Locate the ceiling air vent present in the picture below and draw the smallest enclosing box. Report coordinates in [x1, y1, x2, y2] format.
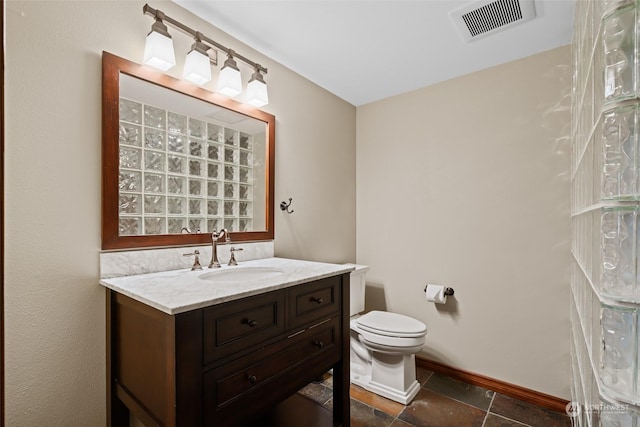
[449, 0, 536, 42]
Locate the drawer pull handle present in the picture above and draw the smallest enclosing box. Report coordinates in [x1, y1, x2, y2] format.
[245, 319, 258, 327]
[247, 374, 258, 383]
[313, 340, 324, 349]
[311, 297, 324, 304]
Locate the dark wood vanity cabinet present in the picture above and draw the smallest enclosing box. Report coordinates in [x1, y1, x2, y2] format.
[107, 273, 350, 427]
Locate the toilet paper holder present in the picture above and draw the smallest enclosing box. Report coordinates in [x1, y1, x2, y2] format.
[423, 286, 455, 296]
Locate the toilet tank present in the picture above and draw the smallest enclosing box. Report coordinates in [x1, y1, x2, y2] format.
[345, 264, 369, 316]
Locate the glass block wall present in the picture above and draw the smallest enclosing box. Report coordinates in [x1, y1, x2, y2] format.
[571, 0, 640, 424]
[118, 97, 256, 235]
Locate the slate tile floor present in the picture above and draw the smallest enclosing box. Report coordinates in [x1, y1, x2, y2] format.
[298, 368, 572, 427]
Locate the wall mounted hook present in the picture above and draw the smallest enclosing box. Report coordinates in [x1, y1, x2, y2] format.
[280, 198, 294, 214]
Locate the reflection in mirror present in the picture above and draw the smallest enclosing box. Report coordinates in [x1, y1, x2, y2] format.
[118, 74, 266, 235]
[102, 52, 275, 250]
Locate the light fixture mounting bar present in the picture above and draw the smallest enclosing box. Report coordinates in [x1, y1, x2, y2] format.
[142, 4, 268, 74]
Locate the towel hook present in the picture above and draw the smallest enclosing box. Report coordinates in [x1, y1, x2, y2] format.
[280, 198, 294, 214]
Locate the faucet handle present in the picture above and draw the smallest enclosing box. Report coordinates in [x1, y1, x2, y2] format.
[228, 247, 243, 266]
[183, 250, 203, 270]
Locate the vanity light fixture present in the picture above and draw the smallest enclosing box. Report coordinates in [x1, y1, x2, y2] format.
[216, 51, 242, 97]
[246, 67, 269, 107]
[183, 36, 212, 85]
[143, 12, 176, 71]
[142, 4, 269, 106]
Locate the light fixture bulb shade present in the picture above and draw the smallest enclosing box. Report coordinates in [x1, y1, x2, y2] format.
[216, 57, 242, 97]
[144, 30, 176, 71]
[246, 77, 269, 107]
[183, 47, 211, 86]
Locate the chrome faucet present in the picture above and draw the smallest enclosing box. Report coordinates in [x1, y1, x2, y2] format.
[209, 228, 229, 268]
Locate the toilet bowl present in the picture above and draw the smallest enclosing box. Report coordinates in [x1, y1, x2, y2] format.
[347, 264, 427, 405]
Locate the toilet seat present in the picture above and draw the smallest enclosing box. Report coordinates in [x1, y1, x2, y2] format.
[355, 326, 426, 350]
[350, 311, 427, 351]
[355, 311, 427, 338]
[358, 334, 425, 354]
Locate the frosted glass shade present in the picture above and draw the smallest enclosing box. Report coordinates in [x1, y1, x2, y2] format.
[246, 78, 269, 107]
[183, 48, 211, 86]
[216, 64, 242, 97]
[144, 31, 176, 71]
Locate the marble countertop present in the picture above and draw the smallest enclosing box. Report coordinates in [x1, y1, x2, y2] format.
[99, 257, 354, 315]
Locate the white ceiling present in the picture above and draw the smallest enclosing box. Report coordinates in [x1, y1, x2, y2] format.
[174, 0, 575, 106]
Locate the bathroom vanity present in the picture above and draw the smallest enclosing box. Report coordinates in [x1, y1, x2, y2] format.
[101, 258, 352, 427]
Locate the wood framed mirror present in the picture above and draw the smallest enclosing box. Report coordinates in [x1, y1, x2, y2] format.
[102, 52, 275, 250]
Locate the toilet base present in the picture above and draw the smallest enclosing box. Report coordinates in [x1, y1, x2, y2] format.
[350, 369, 371, 391]
[368, 378, 421, 405]
[350, 371, 421, 405]
[350, 353, 421, 405]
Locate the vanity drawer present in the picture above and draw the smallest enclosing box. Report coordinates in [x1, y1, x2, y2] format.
[204, 317, 339, 413]
[289, 276, 342, 328]
[203, 290, 286, 365]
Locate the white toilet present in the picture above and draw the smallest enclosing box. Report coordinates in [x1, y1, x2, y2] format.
[348, 264, 427, 405]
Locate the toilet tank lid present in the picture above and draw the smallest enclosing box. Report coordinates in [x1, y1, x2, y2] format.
[343, 263, 369, 274]
[356, 310, 427, 337]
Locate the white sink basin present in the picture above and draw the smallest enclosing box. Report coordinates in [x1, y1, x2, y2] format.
[199, 267, 285, 283]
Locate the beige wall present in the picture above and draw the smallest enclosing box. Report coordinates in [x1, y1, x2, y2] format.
[356, 46, 572, 399]
[5, 1, 355, 425]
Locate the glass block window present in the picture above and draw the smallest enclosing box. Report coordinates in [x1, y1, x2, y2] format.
[118, 97, 255, 235]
